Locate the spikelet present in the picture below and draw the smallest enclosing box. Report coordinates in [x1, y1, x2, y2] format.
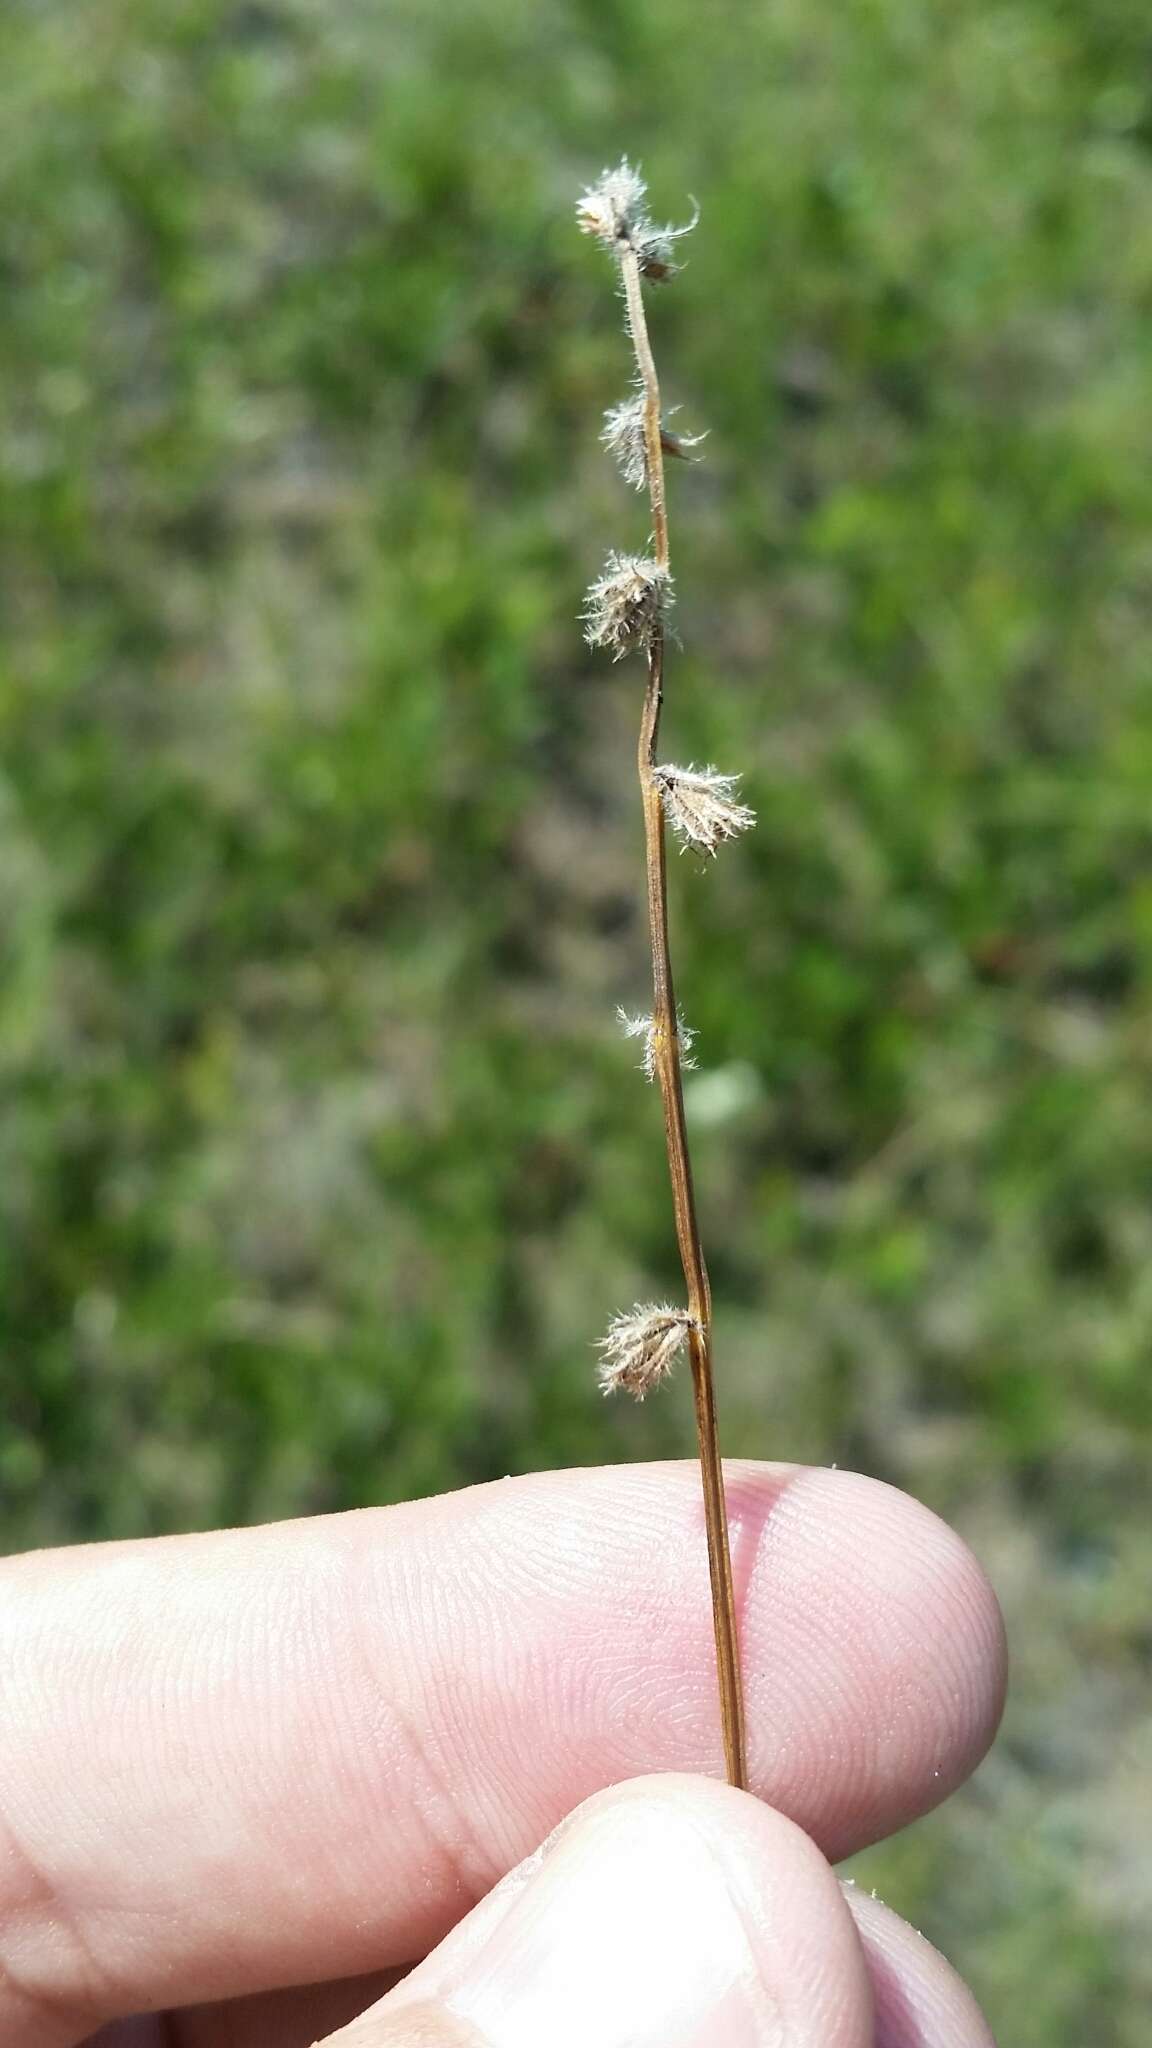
[653, 763, 756, 858]
[583, 552, 671, 659]
[601, 394, 706, 491]
[575, 159, 649, 246]
[617, 1006, 697, 1082]
[598, 1303, 697, 1399]
[575, 159, 698, 281]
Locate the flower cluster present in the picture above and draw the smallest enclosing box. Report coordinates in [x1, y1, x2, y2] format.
[598, 1303, 697, 1400]
[617, 1006, 697, 1082]
[653, 763, 756, 857]
[582, 551, 671, 659]
[575, 158, 697, 282]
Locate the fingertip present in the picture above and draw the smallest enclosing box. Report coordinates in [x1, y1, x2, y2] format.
[597, 1776, 875, 2048]
[356, 1775, 872, 2048]
[731, 1465, 1007, 1853]
[843, 1884, 997, 2047]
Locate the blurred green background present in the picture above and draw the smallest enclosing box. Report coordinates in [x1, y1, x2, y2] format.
[3, 0, 1151, 2036]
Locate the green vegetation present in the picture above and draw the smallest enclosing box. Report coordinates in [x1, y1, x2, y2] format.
[2, 0, 1151, 2035]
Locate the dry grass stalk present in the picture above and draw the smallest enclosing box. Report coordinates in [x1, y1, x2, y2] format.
[577, 159, 752, 1790]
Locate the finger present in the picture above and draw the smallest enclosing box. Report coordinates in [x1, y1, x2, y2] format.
[79, 1868, 998, 2048]
[320, 1776, 873, 2048]
[79, 1974, 402, 2048]
[0, 1462, 1004, 2041]
[844, 1886, 996, 2048]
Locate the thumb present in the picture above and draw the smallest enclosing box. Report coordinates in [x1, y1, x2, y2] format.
[319, 1774, 872, 2048]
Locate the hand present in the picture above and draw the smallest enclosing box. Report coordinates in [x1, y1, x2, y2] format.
[0, 1461, 1005, 2047]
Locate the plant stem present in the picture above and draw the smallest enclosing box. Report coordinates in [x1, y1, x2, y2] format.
[619, 244, 748, 1792]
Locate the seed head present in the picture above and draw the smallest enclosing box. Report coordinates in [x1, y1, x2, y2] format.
[583, 552, 671, 659]
[601, 395, 649, 490]
[661, 416, 707, 464]
[653, 763, 756, 857]
[601, 396, 707, 491]
[632, 203, 699, 284]
[617, 1006, 697, 1082]
[576, 159, 649, 246]
[576, 160, 698, 282]
[598, 1302, 697, 1399]
[660, 415, 705, 464]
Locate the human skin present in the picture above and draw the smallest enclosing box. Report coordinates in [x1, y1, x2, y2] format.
[0, 1461, 1006, 2047]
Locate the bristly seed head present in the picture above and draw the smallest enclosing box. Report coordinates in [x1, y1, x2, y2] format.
[583, 552, 671, 659]
[601, 395, 707, 491]
[661, 417, 707, 464]
[598, 1303, 697, 1399]
[576, 159, 698, 282]
[617, 1006, 697, 1081]
[632, 204, 699, 284]
[575, 159, 649, 246]
[600, 395, 649, 490]
[653, 763, 756, 857]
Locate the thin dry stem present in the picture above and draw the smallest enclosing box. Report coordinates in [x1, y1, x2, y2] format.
[617, 240, 748, 1793]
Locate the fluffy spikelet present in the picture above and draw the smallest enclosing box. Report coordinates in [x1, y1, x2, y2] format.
[653, 763, 756, 857]
[598, 1303, 696, 1399]
[575, 159, 649, 245]
[660, 418, 707, 463]
[617, 1006, 697, 1081]
[632, 204, 699, 283]
[576, 159, 698, 281]
[583, 552, 671, 659]
[600, 395, 650, 489]
[601, 395, 706, 491]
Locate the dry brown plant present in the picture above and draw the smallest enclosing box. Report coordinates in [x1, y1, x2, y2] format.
[578, 160, 755, 1790]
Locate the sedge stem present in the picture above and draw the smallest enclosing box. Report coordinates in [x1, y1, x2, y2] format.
[619, 243, 748, 1792]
